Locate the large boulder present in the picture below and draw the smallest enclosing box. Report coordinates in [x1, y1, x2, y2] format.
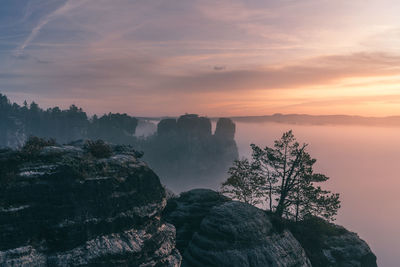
[323, 232, 377, 267]
[164, 190, 311, 267]
[0, 144, 181, 266]
[163, 189, 230, 252]
[165, 189, 377, 267]
[182, 201, 311, 267]
[288, 217, 377, 267]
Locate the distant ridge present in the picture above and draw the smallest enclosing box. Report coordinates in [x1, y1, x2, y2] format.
[228, 114, 400, 126]
[140, 114, 400, 127]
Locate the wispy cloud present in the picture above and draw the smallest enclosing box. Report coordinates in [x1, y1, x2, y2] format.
[1, 0, 400, 116]
[15, 0, 86, 57]
[159, 52, 400, 93]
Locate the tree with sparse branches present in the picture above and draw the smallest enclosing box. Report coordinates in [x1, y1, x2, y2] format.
[221, 158, 266, 206]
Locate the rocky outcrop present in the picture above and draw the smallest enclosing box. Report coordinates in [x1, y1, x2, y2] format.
[323, 232, 377, 267]
[163, 189, 230, 252]
[289, 217, 377, 267]
[0, 144, 181, 266]
[176, 115, 211, 138]
[157, 119, 178, 136]
[0, 140, 377, 267]
[183, 201, 311, 267]
[140, 115, 238, 192]
[215, 118, 236, 140]
[156, 114, 213, 139]
[164, 190, 311, 267]
[165, 189, 377, 267]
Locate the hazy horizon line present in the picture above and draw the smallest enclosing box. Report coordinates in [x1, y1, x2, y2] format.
[4, 92, 400, 120]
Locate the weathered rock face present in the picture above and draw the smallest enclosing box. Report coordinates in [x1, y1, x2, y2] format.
[140, 115, 238, 193]
[214, 118, 235, 140]
[0, 144, 181, 266]
[184, 202, 311, 267]
[176, 115, 211, 138]
[163, 189, 230, 252]
[289, 217, 377, 267]
[0, 140, 377, 267]
[164, 190, 311, 267]
[323, 232, 377, 267]
[157, 119, 178, 136]
[165, 189, 377, 267]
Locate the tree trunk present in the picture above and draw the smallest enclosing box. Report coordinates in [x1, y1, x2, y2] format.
[275, 193, 287, 218]
[269, 183, 273, 211]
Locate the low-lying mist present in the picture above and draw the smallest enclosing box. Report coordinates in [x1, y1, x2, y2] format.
[233, 121, 399, 267]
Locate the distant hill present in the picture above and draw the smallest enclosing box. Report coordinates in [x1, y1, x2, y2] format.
[140, 113, 400, 127]
[228, 114, 400, 126]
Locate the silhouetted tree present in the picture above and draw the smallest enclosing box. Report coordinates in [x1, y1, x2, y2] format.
[222, 130, 340, 221]
[0, 94, 138, 147]
[221, 158, 265, 205]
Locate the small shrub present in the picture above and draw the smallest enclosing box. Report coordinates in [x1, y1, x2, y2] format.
[22, 136, 56, 157]
[85, 140, 112, 158]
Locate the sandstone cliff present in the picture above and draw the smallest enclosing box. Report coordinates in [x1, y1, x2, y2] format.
[164, 189, 377, 267]
[139, 115, 238, 192]
[0, 143, 377, 267]
[0, 144, 181, 266]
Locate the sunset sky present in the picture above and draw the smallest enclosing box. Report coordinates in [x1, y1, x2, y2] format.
[1, 0, 400, 116]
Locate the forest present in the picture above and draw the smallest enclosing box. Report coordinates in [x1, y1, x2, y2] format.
[0, 93, 238, 191]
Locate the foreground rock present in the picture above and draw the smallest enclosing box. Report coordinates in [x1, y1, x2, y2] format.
[165, 189, 377, 267]
[288, 217, 377, 267]
[0, 141, 377, 267]
[0, 144, 181, 266]
[183, 201, 311, 267]
[163, 189, 230, 252]
[165, 190, 311, 267]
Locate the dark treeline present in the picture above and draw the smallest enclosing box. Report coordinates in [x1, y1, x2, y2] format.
[0, 94, 238, 192]
[0, 93, 138, 147]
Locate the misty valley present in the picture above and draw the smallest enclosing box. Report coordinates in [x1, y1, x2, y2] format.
[0, 94, 385, 266]
[2, 0, 399, 266]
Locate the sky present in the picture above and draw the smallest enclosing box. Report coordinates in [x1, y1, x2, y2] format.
[1, 0, 400, 116]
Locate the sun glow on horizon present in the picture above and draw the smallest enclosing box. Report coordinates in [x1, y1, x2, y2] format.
[1, 0, 400, 117]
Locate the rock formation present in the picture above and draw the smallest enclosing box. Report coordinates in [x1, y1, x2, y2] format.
[176, 114, 211, 138]
[163, 189, 230, 252]
[165, 191, 311, 267]
[288, 217, 377, 267]
[157, 119, 178, 136]
[140, 116, 238, 192]
[323, 232, 377, 266]
[214, 118, 236, 140]
[165, 189, 378, 267]
[0, 143, 181, 266]
[0, 141, 377, 267]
